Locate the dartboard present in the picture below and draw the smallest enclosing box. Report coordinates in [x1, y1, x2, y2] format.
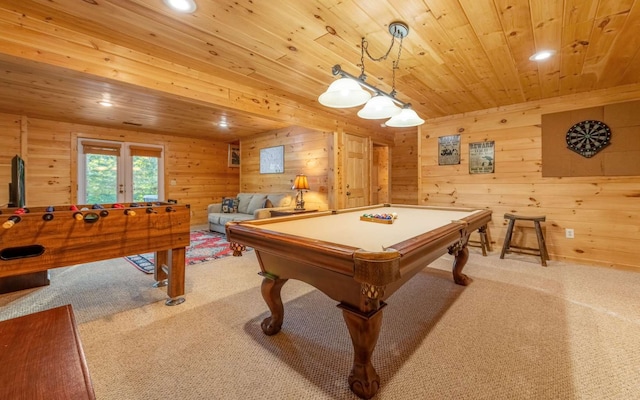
[566, 120, 611, 158]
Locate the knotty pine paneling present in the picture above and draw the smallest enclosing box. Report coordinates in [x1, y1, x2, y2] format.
[418, 88, 640, 270]
[3, 115, 239, 226]
[240, 126, 331, 210]
[391, 131, 419, 204]
[0, 113, 21, 206]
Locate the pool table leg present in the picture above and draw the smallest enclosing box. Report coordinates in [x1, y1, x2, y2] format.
[259, 274, 288, 336]
[449, 236, 472, 286]
[339, 304, 385, 399]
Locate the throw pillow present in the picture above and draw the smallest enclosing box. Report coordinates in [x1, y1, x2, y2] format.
[247, 194, 268, 214]
[237, 193, 254, 214]
[222, 198, 238, 213]
[264, 199, 274, 208]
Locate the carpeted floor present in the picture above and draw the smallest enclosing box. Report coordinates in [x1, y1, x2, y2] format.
[0, 250, 638, 399]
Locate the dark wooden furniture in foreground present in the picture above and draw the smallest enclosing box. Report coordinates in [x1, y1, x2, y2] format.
[227, 204, 492, 399]
[0, 305, 96, 400]
[269, 208, 318, 217]
[500, 213, 549, 266]
[0, 270, 50, 294]
[0, 203, 190, 305]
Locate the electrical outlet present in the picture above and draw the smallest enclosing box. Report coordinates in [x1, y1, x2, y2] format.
[565, 228, 574, 239]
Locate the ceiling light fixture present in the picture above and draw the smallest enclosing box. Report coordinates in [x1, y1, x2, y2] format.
[163, 0, 197, 13]
[529, 50, 556, 61]
[98, 93, 113, 107]
[216, 116, 229, 128]
[318, 21, 424, 128]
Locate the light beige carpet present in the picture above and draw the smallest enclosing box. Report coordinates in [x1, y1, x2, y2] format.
[1, 250, 639, 400]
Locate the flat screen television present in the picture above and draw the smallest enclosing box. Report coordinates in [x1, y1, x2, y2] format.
[8, 155, 25, 208]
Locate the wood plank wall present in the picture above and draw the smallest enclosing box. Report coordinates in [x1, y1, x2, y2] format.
[239, 126, 331, 210]
[0, 114, 22, 206]
[416, 84, 640, 270]
[0, 112, 239, 226]
[391, 131, 419, 204]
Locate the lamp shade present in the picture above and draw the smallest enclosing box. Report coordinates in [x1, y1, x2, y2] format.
[292, 174, 310, 190]
[385, 107, 425, 127]
[318, 78, 371, 108]
[357, 95, 402, 119]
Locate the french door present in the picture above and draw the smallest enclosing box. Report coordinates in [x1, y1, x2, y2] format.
[77, 139, 164, 205]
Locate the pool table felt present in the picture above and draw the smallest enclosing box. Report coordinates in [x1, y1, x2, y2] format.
[255, 206, 484, 252]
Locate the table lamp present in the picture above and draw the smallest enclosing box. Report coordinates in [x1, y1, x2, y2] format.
[292, 174, 310, 210]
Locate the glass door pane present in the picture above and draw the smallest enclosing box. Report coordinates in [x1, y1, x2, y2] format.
[132, 155, 159, 202]
[85, 153, 119, 204]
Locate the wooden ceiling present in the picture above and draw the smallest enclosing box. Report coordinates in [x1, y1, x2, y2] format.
[0, 0, 639, 141]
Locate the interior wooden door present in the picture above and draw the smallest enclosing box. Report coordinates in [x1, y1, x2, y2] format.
[372, 145, 390, 204]
[345, 134, 369, 208]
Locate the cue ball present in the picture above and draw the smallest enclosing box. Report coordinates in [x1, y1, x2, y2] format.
[392, 212, 398, 219]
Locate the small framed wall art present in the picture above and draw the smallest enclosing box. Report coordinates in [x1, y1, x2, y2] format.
[438, 134, 461, 165]
[259, 145, 284, 174]
[228, 144, 240, 167]
[469, 141, 495, 174]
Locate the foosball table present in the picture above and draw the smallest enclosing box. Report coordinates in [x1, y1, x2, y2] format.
[0, 202, 190, 305]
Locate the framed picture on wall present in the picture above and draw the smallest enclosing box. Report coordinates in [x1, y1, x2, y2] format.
[259, 145, 284, 174]
[469, 141, 495, 174]
[228, 144, 240, 167]
[438, 134, 461, 165]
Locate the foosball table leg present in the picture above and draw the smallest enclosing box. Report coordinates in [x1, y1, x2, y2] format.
[165, 296, 185, 306]
[153, 279, 168, 288]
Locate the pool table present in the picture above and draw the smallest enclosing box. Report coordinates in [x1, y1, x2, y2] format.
[226, 204, 492, 399]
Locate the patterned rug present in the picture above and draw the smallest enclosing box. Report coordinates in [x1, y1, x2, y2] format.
[125, 230, 251, 274]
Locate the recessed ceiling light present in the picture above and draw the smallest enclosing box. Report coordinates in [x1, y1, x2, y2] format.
[215, 117, 229, 128]
[163, 0, 197, 13]
[98, 100, 113, 107]
[529, 50, 556, 61]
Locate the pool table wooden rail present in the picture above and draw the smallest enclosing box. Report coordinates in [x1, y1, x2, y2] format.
[227, 206, 492, 296]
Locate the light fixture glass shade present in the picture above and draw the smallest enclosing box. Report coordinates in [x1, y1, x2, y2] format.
[318, 78, 371, 108]
[385, 107, 425, 127]
[292, 174, 310, 190]
[357, 95, 402, 119]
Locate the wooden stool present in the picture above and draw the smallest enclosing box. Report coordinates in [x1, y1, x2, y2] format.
[500, 213, 549, 266]
[468, 225, 492, 256]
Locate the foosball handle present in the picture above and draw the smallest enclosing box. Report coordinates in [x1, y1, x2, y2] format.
[2, 216, 21, 229]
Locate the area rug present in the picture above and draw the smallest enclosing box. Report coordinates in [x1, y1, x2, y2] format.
[125, 230, 251, 274]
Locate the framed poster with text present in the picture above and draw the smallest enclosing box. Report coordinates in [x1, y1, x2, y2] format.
[469, 141, 495, 174]
[438, 134, 461, 165]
